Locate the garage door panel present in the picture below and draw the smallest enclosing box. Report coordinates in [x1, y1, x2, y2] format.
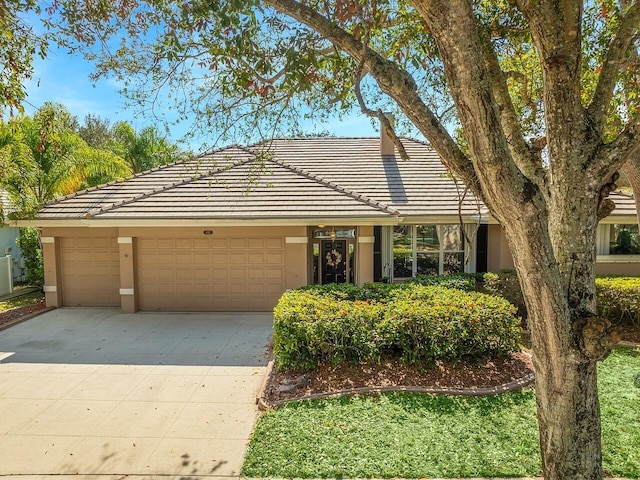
[249, 238, 265, 249]
[193, 252, 210, 264]
[267, 283, 285, 295]
[230, 268, 246, 281]
[60, 236, 120, 307]
[248, 269, 265, 280]
[175, 238, 192, 249]
[266, 238, 284, 249]
[157, 239, 174, 249]
[211, 283, 230, 295]
[248, 253, 264, 264]
[175, 253, 192, 264]
[266, 253, 284, 264]
[211, 238, 228, 249]
[211, 253, 228, 264]
[267, 268, 283, 279]
[230, 253, 246, 264]
[230, 238, 247, 249]
[193, 269, 211, 281]
[137, 234, 286, 312]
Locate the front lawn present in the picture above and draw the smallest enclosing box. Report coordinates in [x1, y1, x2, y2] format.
[242, 347, 640, 479]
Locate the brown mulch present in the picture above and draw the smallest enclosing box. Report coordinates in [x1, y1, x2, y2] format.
[262, 351, 535, 405]
[619, 324, 640, 344]
[0, 298, 47, 330]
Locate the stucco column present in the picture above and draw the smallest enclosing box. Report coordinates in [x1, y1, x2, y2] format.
[285, 236, 308, 289]
[118, 236, 137, 313]
[358, 226, 375, 285]
[40, 236, 62, 307]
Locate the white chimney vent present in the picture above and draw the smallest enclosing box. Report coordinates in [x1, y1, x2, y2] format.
[380, 113, 395, 157]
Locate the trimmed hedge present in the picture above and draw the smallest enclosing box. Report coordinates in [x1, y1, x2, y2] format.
[406, 272, 479, 291]
[596, 276, 640, 326]
[480, 271, 640, 326]
[481, 270, 527, 319]
[273, 284, 522, 370]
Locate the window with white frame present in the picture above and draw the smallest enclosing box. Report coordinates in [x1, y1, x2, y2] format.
[392, 224, 465, 278]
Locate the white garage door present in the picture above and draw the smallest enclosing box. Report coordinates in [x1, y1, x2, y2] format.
[60, 236, 120, 307]
[137, 235, 286, 311]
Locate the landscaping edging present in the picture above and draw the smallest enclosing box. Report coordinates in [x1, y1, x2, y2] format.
[257, 353, 536, 411]
[0, 306, 55, 332]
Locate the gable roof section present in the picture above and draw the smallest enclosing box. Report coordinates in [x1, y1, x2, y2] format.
[37, 143, 399, 221]
[607, 191, 638, 220]
[263, 138, 485, 217]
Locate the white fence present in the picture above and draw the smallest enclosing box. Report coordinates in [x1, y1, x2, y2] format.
[0, 255, 12, 296]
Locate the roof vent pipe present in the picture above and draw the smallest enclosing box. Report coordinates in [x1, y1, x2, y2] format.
[380, 113, 395, 157]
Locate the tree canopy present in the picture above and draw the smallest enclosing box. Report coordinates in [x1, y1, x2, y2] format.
[0, 103, 188, 217]
[0, 0, 48, 115]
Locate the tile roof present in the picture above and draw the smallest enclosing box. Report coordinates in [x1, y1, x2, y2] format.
[35, 138, 637, 222]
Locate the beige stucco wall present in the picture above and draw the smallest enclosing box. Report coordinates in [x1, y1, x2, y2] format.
[596, 260, 640, 276]
[357, 226, 374, 285]
[487, 224, 515, 271]
[486, 224, 640, 275]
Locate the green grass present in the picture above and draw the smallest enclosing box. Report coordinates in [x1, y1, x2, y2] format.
[242, 347, 640, 478]
[0, 291, 43, 312]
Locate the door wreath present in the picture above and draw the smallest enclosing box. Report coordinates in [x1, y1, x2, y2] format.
[326, 249, 343, 267]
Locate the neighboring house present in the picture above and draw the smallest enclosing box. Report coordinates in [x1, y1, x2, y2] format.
[19, 127, 639, 313]
[1, 189, 26, 293]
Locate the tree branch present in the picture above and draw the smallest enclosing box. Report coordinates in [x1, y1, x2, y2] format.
[264, 0, 481, 197]
[593, 115, 640, 180]
[410, 0, 543, 220]
[513, 0, 585, 169]
[587, 1, 640, 133]
[482, 44, 548, 196]
[352, 19, 409, 161]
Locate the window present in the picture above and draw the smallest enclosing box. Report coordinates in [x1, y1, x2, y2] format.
[393, 225, 413, 278]
[609, 224, 640, 255]
[393, 225, 465, 278]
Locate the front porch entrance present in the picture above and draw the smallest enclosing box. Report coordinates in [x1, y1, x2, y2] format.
[310, 227, 356, 285]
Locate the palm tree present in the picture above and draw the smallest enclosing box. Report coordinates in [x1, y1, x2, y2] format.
[0, 103, 129, 218]
[109, 122, 186, 174]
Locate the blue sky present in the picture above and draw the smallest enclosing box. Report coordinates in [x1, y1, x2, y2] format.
[23, 44, 380, 153]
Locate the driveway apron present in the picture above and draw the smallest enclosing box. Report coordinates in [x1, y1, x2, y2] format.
[0, 308, 272, 479]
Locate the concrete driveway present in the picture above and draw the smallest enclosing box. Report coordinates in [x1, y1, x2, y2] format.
[0, 308, 273, 479]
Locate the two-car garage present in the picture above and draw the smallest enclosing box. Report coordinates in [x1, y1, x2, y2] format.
[49, 226, 306, 312]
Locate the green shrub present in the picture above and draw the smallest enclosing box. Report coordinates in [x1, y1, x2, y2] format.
[16, 227, 43, 286]
[480, 271, 640, 326]
[273, 284, 521, 370]
[481, 270, 528, 319]
[596, 276, 640, 326]
[406, 273, 478, 292]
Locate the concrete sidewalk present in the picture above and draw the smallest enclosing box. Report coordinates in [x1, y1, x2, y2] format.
[0, 308, 273, 479]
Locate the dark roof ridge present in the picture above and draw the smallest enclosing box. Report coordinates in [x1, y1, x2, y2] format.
[84, 149, 257, 218]
[268, 157, 400, 216]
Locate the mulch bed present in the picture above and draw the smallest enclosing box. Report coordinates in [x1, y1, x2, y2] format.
[261, 323, 640, 406]
[0, 298, 47, 330]
[261, 351, 536, 405]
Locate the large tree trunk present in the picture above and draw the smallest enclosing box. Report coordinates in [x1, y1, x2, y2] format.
[504, 208, 606, 480]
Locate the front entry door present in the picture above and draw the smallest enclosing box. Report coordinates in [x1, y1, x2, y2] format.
[322, 240, 347, 284]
